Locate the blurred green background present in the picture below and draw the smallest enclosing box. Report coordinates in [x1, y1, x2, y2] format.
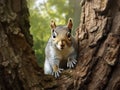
[27, 0, 81, 67]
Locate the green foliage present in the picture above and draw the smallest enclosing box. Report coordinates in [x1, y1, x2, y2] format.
[27, 0, 81, 67]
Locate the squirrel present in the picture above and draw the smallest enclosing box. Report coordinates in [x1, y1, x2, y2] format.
[44, 18, 77, 78]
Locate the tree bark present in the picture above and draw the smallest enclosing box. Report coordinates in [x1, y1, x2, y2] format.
[53, 0, 120, 90]
[0, 0, 120, 90]
[0, 0, 56, 90]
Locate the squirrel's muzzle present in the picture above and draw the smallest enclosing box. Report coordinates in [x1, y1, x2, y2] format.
[60, 44, 65, 49]
[57, 40, 66, 50]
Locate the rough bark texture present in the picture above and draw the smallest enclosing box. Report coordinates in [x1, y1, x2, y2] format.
[0, 0, 56, 90]
[53, 0, 120, 90]
[52, 0, 120, 90]
[0, 0, 120, 90]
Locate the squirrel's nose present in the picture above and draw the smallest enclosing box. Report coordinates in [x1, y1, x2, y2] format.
[61, 44, 64, 47]
[61, 44, 65, 49]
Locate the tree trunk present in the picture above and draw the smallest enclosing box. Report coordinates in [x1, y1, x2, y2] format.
[0, 0, 120, 90]
[0, 0, 56, 90]
[52, 0, 120, 90]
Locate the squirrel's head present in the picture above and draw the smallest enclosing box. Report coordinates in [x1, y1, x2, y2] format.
[50, 18, 73, 51]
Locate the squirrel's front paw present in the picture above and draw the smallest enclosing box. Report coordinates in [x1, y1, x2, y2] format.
[52, 67, 63, 78]
[67, 57, 77, 68]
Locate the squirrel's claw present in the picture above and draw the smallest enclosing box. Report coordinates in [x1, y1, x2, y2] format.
[52, 68, 63, 78]
[67, 58, 77, 68]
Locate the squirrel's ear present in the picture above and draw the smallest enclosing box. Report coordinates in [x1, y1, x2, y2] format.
[67, 18, 73, 29]
[50, 20, 56, 30]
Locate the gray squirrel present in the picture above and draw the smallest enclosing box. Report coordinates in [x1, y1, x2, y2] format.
[44, 18, 77, 78]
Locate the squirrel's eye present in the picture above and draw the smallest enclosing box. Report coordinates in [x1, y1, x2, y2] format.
[67, 32, 71, 38]
[53, 35, 56, 38]
[52, 31, 57, 38]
